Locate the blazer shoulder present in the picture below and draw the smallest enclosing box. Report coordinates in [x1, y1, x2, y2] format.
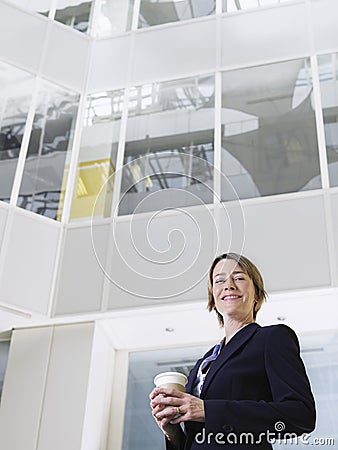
[257, 323, 299, 340]
[257, 324, 301, 353]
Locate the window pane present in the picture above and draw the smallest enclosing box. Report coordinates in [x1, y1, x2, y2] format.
[95, 0, 134, 37]
[293, 333, 338, 449]
[223, 0, 293, 13]
[54, 0, 93, 33]
[18, 81, 80, 220]
[122, 345, 209, 450]
[318, 53, 338, 188]
[122, 333, 338, 450]
[119, 75, 215, 215]
[70, 90, 122, 221]
[122, 333, 338, 449]
[0, 62, 35, 203]
[221, 58, 321, 200]
[139, 0, 216, 28]
[0, 340, 10, 404]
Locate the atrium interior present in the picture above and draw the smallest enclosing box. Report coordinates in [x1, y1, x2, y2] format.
[0, 1, 338, 449]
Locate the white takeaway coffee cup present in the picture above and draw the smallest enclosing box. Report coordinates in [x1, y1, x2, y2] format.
[154, 371, 188, 392]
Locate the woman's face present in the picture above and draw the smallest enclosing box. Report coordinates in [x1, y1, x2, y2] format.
[212, 258, 256, 324]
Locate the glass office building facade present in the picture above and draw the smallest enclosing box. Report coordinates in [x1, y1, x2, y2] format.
[3, 51, 338, 219]
[1, 0, 338, 222]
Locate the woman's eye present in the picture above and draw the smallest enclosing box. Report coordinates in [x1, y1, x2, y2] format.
[215, 279, 224, 284]
[234, 277, 244, 281]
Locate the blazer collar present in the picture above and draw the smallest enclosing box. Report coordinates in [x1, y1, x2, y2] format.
[200, 322, 260, 397]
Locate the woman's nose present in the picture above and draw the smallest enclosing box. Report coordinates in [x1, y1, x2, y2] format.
[223, 278, 234, 289]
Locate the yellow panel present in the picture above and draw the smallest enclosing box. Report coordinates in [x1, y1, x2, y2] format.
[57, 158, 115, 221]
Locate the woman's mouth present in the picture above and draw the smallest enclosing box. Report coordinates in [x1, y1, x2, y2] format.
[221, 295, 242, 301]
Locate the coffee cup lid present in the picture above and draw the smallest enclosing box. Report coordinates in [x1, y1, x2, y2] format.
[154, 371, 188, 387]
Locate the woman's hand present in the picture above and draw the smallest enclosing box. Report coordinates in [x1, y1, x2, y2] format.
[150, 387, 205, 426]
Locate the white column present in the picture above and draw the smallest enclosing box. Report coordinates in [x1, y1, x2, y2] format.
[0, 326, 53, 449]
[0, 322, 114, 450]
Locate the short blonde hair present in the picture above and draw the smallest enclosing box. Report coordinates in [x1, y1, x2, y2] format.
[207, 253, 267, 327]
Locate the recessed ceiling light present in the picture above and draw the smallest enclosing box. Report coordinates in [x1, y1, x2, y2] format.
[165, 327, 175, 332]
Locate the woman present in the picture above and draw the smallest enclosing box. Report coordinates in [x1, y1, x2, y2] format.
[150, 252, 316, 449]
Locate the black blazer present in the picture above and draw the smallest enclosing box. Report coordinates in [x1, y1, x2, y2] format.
[166, 323, 316, 449]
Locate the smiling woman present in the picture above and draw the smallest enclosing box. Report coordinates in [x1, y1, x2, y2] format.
[149, 252, 316, 449]
[208, 252, 267, 330]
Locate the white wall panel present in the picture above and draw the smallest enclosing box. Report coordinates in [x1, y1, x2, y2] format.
[81, 324, 114, 450]
[131, 19, 217, 84]
[107, 208, 216, 310]
[311, 0, 338, 54]
[40, 24, 90, 92]
[0, 211, 61, 314]
[0, 3, 47, 72]
[0, 323, 112, 450]
[0, 327, 53, 449]
[54, 223, 109, 315]
[221, 2, 310, 69]
[109, 194, 330, 304]
[37, 323, 94, 450]
[237, 194, 331, 292]
[0, 204, 8, 254]
[88, 35, 132, 92]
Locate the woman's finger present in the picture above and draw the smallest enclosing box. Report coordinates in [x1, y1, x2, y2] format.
[151, 404, 166, 416]
[155, 405, 179, 421]
[151, 392, 186, 409]
[153, 387, 185, 398]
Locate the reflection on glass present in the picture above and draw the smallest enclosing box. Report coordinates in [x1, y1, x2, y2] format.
[95, 0, 134, 37]
[139, 0, 216, 28]
[54, 0, 93, 33]
[318, 53, 338, 188]
[0, 340, 10, 404]
[70, 90, 122, 220]
[18, 81, 79, 220]
[223, 0, 292, 13]
[221, 58, 320, 200]
[120, 75, 215, 215]
[0, 62, 35, 203]
[123, 345, 209, 450]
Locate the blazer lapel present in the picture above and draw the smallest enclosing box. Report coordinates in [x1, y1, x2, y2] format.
[200, 322, 260, 398]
